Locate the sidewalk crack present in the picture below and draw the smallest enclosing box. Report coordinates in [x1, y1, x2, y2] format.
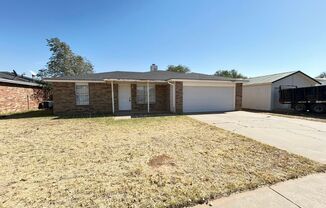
[268, 186, 302, 208]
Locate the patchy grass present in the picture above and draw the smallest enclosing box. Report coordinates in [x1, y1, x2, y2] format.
[0, 115, 325, 208]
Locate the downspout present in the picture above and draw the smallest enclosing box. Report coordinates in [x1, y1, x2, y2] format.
[111, 81, 115, 114]
[167, 81, 175, 113]
[147, 81, 150, 113]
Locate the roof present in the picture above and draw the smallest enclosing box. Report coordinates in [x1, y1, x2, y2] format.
[246, 71, 321, 85]
[45, 70, 245, 82]
[316, 78, 326, 85]
[0, 71, 42, 87]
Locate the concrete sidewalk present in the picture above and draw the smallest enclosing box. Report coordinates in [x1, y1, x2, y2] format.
[193, 173, 326, 208]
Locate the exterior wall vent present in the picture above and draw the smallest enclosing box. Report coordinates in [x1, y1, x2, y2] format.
[150, 64, 158, 72]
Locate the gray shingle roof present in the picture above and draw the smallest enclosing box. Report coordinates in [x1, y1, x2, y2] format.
[0, 71, 42, 87]
[246, 71, 321, 85]
[45, 70, 243, 82]
[246, 71, 297, 85]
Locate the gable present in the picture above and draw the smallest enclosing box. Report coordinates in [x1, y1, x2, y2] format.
[273, 71, 320, 87]
[272, 71, 320, 86]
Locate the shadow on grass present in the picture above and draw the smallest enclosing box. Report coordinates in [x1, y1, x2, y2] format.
[0, 110, 54, 119]
[0, 110, 113, 120]
[0, 110, 231, 120]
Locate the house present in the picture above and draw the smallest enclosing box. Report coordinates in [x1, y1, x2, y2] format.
[0, 71, 44, 114]
[242, 71, 321, 111]
[45, 65, 245, 115]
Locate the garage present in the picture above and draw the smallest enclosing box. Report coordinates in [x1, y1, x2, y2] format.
[242, 71, 320, 111]
[183, 82, 235, 113]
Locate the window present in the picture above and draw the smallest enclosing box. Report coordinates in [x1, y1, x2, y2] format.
[75, 83, 89, 105]
[136, 84, 155, 104]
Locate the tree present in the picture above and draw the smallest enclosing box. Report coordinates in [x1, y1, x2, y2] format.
[317, 72, 326, 78]
[166, 65, 190, 73]
[37, 38, 94, 78]
[214, 69, 247, 78]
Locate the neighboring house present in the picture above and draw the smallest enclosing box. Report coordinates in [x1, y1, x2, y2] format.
[0, 71, 45, 114]
[45, 65, 245, 115]
[316, 78, 326, 85]
[242, 71, 321, 111]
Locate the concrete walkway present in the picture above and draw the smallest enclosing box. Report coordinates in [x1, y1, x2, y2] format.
[193, 173, 326, 208]
[190, 111, 326, 208]
[190, 111, 326, 163]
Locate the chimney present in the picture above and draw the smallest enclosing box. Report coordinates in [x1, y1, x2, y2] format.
[150, 64, 158, 72]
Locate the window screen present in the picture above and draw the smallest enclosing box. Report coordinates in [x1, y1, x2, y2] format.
[136, 84, 155, 104]
[75, 83, 89, 105]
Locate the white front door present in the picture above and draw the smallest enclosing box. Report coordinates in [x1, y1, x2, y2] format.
[118, 84, 131, 111]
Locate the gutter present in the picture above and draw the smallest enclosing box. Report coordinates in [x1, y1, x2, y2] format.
[44, 79, 105, 83]
[167, 79, 248, 83]
[103, 79, 167, 83]
[0, 78, 42, 87]
[44, 78, 248, 84]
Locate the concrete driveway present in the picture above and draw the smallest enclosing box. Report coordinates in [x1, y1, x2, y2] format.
[190, 111, 326, 208]
[189, 111, 326, 163]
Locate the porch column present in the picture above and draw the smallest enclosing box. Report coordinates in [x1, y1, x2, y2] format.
[111, 81, 115, 114]
[147, 81, 150, 113]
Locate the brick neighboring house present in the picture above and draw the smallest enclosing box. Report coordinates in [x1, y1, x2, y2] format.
[0, 71, 45, 114]
[45, 65, 246, 116]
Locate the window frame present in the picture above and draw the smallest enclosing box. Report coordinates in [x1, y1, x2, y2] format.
[75, 83, 90, 106]
[136, 84, 156, 104]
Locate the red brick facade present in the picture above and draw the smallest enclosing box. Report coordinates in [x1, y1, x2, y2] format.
[175, 82, 183, 113]
[0, 83, 44, 114]
[131, 84, 170, 113]
[235, 83, 243, 110]
[52, 82, 171, 115]
[52, 82, 118, 115]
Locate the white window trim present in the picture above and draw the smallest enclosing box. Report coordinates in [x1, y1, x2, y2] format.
[75, 83, 89, 106]
[136, 84, 156, 104]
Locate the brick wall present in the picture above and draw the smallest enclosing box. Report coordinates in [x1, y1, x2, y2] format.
[52, 82, 118, 115]
[175, 81, 183, 113]
[235, 83, 243, 110]
[131, 84, 170, 113]
[0, 83, 44, 114]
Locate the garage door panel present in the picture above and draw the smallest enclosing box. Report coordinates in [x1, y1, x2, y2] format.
[183, 86, 235, 113]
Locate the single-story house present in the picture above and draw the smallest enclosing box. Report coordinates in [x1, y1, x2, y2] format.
[242, 71, 321, 111]
[45, 66, 245, 115]
[0, 71, 44, 114]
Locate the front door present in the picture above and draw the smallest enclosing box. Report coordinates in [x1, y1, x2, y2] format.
[118, 84, 131, 111]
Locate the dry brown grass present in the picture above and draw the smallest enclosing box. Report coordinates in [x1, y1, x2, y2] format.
[0, 114, 325, 208]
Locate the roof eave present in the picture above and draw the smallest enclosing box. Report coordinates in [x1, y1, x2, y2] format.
[168, 78, 248, 83]
[271, 71, 321, 85]
[0, 78, 42, 87]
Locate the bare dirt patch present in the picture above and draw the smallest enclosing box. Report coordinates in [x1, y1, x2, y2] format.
[148, 154, 176, 168]
[0, 114, 325, 208]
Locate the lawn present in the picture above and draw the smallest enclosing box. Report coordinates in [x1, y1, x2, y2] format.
[0, 112, 325, 208]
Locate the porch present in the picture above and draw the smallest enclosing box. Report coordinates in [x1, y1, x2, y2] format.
[109, 81, 176, 114]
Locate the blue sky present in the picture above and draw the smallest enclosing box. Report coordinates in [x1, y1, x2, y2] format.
[1, 0, 326, 77]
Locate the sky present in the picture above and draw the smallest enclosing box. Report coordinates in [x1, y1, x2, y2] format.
[1, 0, 326, 77]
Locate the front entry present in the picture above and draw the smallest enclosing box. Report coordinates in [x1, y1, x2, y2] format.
[118, 84, 131, 111]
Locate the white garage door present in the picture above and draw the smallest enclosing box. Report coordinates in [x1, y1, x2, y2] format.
[183, 86, 235, 113]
